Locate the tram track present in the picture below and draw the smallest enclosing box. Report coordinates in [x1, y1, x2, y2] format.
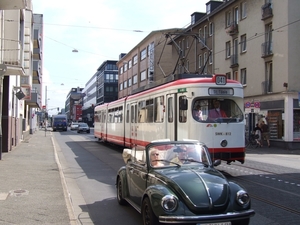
[218, 164, 300, 217]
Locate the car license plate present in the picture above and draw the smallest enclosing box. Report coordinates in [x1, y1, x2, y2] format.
[197, 222, 231, 225]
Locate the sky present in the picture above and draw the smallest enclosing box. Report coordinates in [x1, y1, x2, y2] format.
[32, 0, 207, 115]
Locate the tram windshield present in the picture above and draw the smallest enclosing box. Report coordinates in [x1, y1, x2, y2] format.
[192, 98, 244, 123]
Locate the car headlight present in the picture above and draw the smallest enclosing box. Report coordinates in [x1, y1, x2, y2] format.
[236, 190, 250, 206]
[161, 195, 178, 212]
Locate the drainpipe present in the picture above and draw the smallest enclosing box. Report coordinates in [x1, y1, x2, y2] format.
[0, 67, 6, 160]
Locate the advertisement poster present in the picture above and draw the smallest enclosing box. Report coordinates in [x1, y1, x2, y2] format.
[21, 85, 31, 100]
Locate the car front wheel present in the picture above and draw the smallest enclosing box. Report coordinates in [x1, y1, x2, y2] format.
[142, 197, 159, 225]
[117, 178, 127, 205]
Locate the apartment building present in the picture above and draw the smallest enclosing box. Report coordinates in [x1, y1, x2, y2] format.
[0, 0, 42, 158]
[65, 87, 84, 123]
[169, 0, 300, 149]
[96, 60, 118, 105]
[117, 28, 181, 99]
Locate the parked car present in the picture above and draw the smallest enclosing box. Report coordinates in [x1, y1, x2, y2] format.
[116, 140, 255, 225]
[70, 122, 79, 130]
[77, 123, 90, 133]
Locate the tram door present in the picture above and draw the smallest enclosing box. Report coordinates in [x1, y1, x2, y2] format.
[166, 94, 176, 141]
[129, 102, 138, 147]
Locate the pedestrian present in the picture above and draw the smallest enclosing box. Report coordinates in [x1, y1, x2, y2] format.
[261, 121, 270, 147]
[253, 123, 262, 147]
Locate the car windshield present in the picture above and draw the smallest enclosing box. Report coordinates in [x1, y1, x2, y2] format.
[79, 123, 88, 127]
[147, 142, 211, 168]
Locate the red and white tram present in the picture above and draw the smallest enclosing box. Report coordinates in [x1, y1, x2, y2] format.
[94, 74, 245, 164]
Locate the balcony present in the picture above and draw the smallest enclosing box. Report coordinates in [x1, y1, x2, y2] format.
[33, 29, 41, 60]
[33, 61, 42, 84]
[1, 39, 26, 76]
[0, 0, 27, 10]
[226, 22, 238, 36]
[230, 54, 239, 68]
[26, 89, 42, 109]
[261, 41, 273, 58]
[261, 3, 273, 20]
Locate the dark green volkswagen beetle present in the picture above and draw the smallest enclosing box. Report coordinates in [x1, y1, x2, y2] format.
[116, 140, 255, 225]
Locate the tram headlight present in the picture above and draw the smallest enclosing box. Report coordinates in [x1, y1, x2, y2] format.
[220, 139, 228, 147]
[161, 195, 178, 212]
[236, 190, 250, 206]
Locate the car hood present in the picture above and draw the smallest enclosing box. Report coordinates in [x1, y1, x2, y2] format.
[156, 167, 230, 213]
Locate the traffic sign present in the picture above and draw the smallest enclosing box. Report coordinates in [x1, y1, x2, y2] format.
[245, 102, 251, 108]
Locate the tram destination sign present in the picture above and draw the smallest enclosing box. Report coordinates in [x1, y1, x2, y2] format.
[208, 88, 234, 96]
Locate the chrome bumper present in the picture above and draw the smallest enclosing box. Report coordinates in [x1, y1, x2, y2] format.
[159, 209, 255, 224]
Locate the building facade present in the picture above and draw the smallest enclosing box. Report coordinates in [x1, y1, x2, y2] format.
[82, 73, 97, 127]
[117, 28, 181, 99]
[169, 0, 300, 148]
[0, 0, 42, 159]
[65, 87, 84, 124]
[96, 60, 118, 105]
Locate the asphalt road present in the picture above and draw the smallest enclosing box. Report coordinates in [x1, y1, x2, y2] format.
[53, 128, 300, 225]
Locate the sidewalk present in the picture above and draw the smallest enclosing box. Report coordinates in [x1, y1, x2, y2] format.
[0, 129, 76, 225]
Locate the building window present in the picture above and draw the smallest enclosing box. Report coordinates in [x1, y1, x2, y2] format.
[128, 60, 132, 68]
[120, 67, 123, 74]
[233, 71, 238, 81]
[241, 2, 247, 19]
[124, 80, 127, 89]
[241, 68, 247, 85]
[140, 70, 146, 81]
[203, 52, 207, 73]
[241, 34, 247, 52]
[128, 78, 132, 87]
[198, 54, 202, 68]
[226, 72, 231, 79]
[133, 55, 138, 65]
[226, 41, 231, 58]
[267, 62, 273, 92]
[124, 63, 128, 72]
[198, 28, 201, 43]
[234, 7, 239, 24]
[140, 48, 147, 60]
[110, 74, 114, 81]
[226, 10, 231, 27]
[133, 74, 138, 84]
[203, 26, 207, 45]
[120, 83, 123, 91]
[209, 51, 213, 64]
[209, 22, 214, 36]
[206, 3, 211, 14]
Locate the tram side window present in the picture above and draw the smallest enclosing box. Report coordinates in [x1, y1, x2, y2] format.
[126, 104, 130, 123]
[168, 97, 173, 123]
[179, 96, 188, 123]
[131, 105, 135, 123]
[114, 106, 123, 123]
[94, 111, 99, 123]
[103, 112, 106, 123]
[146, 99, 154, 123]
[154, 96, 164, 123]
[108, 109, 114, 123]
[138, 100, 146, 123]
